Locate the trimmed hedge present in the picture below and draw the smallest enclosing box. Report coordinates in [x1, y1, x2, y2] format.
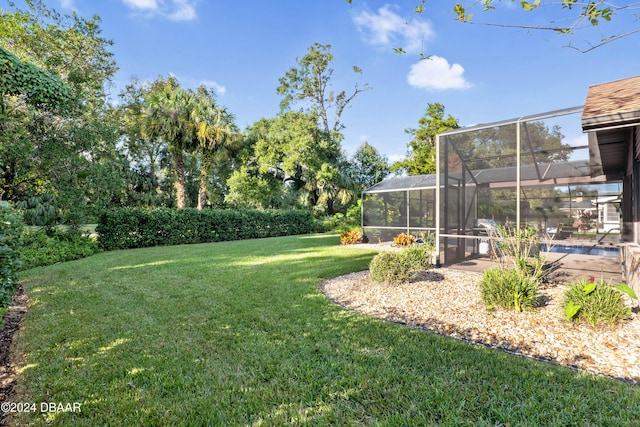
[96, 208, 315, 250]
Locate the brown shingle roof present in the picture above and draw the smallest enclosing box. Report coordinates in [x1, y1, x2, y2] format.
[582, 75, 640, 130]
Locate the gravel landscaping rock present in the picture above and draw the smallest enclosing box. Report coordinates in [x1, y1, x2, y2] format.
[321, 267, 640, 384]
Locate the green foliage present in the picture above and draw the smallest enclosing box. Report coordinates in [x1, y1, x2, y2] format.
[277, 42, 368, 135]
[401, 244, 432, 271]
[1, 1, 124, 221]
[614, 283, 638, 300]
[0, 46, 69, 110]
[347, 142, 390, 190]
[339, 229, 362, 245]
[20, 227, 100, 270]
[481, 267, 538, 312]
[391, 103, 459, 175]
[274, 43, 368, 214]
[564, 300, 581, 320]
[225, 165, 285, 209]
[15, 193, 57, 226]
[563, 278, 632, 327]
[346, 199, 362, 223]
[370, 251, 413, 284]
[248, 111, 348, 214]
[0, 201, 24, 306]
[96, 208, 315, 250]
[493, 224, 547, 282]
[370, 245, 431, 284]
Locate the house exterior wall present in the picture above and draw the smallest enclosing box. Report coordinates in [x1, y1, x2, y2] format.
[622, 126, 640, 294]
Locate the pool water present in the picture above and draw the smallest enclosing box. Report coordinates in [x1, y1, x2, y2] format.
[539, 243, 619, 257]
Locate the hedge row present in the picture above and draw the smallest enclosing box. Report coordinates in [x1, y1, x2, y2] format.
[96, 208, 315, 250]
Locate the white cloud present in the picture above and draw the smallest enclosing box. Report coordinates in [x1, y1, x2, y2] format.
[123, 0, 159, 11]
[200, 80, 226, 96]
[121, 0, 197, 21]
[352, 5, 433, 54]
[407, 56, 471, 90]
[387, 153, 405, 163]
[59, 0, 75, 9]
[168, 0, 196, 21]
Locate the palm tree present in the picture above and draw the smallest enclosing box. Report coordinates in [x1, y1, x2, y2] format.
[192, 87, 238, 210]
[143, 78, 196, 209]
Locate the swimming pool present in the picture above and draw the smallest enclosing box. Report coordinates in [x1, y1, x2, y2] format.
[539, 243, 620, 257]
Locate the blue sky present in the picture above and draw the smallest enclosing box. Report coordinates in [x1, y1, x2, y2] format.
[22, 1, 640, 162]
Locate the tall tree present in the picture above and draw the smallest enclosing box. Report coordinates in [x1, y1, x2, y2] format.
[348, 142, 390, 190]
[247, 111, 347, 213]
[143, 77, 195, 209]
[0, 1, 119, 221]
[142, 77, 237, 210]
[192, 86, 238, 210]
[277, 43, 368, 136]
[392, 103, 459, 175]
[276, 43, 367, 214]
[118, 78, 169, 206]
[0, 46, 70, 201]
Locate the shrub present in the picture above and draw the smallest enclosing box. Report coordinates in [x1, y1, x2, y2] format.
[563, 278, 632, 327]
[97, 208, 315, 250]
[370, 251, 413, 284]
[481, 267, 538, 312]
[340, 230, 362, 245]
[0, 201, 24, 306]
[492, 225, 547, 281]
[393, 233, 415, 247]
[369, 245, 432, 284]
[21, 227, 100, 270]
[402, 244, 432, 271]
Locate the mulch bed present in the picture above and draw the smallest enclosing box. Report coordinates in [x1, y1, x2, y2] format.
[0, 286, 28, 426]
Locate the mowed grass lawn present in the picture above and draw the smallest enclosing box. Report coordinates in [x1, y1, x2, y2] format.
[11, 234, 640, 426]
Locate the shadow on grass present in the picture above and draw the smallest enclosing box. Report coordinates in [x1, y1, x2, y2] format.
[11, 233, 640, 426]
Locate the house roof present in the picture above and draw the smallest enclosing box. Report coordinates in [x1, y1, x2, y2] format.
[364, 174, 437, 193]
[581, 75, 640, 179]
[363, 160, 609, 195]
[582, 75, 640, 130]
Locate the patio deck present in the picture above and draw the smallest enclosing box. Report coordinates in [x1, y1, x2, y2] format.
[443, 252, 622, 284]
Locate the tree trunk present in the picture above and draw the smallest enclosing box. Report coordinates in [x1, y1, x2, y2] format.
[197, 169, 208, 210]
[172, 148, 187, 209]
[326, 197, 335, 216]
[197, 154, 213, 210]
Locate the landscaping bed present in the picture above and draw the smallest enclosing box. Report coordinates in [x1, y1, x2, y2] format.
[322, 268, 640, 383]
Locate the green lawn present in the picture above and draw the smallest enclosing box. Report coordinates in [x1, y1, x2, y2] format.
[11, 234, 640, 426]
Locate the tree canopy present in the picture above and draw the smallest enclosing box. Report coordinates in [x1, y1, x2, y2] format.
[348, 142, 390, 190]
[2, 1, 452, 222]
[392, 103, 459, 175]
[277, 42, 369, 135]
[0, 46, 69, 111]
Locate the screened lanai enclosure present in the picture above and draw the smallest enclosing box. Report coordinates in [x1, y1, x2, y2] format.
[362, 174, 436, 243]
[362, 106, 623, 265]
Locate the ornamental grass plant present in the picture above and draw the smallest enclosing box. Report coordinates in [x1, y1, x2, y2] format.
[564, 278, 633, 327]
[481, 267, 539, 312]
